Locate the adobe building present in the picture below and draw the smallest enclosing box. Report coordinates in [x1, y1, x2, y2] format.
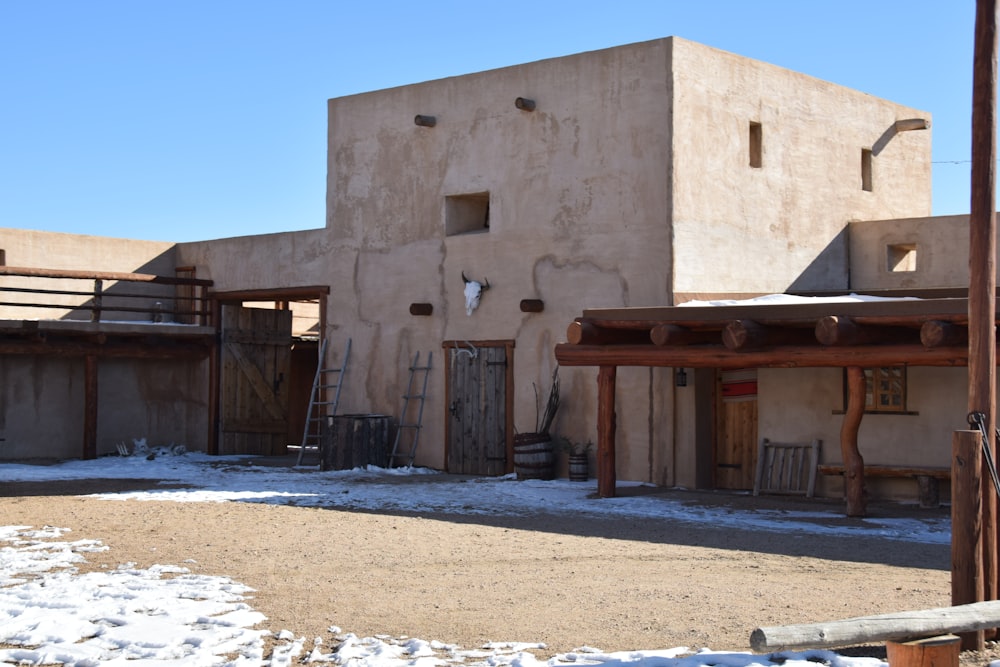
[1, 37, 967, 508]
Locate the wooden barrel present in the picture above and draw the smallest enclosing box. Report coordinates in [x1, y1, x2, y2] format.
[568, 453, 589, 482]
[513, 433, 554, 480]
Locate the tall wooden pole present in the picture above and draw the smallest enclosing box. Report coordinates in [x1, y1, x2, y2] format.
[969, 0, 999, 607]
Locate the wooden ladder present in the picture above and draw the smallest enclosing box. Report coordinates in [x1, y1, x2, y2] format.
[296, 337, 351, 466]
[388, 351, 432, 468]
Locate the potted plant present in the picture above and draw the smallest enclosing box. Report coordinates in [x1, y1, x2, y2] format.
[513, 366, 560, 480]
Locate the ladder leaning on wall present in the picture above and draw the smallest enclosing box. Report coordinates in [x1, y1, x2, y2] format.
[296, 337, 351, 466]
[388, 351, 432, 468]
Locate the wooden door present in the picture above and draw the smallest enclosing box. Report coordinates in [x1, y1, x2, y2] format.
[714, 368, 759, 490]
[446, 343, 508, 475]
[220, 305, 292, 455]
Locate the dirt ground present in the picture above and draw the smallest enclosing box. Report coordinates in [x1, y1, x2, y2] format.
[2, 476, 994, 664]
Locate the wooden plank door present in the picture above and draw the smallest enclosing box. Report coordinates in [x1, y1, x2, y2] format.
[714, 368, 759, 490]
[219, 305, 292, 455]
[446, 343, 508, 475]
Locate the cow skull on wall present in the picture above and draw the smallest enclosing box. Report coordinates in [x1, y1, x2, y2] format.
[462, 271, 490, 316]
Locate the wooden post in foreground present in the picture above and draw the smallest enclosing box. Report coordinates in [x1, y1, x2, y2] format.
[953, 429, 985, 651]
[597, 365, 617, 498]
[969, 0, 999, 608]
[885, 635, 959, 667]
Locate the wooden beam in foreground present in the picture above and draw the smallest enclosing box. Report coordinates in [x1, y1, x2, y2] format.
[555, 343, 974, 369]
[749, 600, 1000, 652]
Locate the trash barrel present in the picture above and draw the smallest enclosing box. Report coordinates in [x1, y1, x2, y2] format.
[321, 414, 391, 471]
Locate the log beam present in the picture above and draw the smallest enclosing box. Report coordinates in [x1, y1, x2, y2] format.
[922, 320, 968, 348]
[567, 320, 650, 346]
[555, 342, 975, 369]
[749, 600, 1000, 652]
[649, 323, 719, 346]
[815, 315, 912, 346]
[723, 319, 815, 350]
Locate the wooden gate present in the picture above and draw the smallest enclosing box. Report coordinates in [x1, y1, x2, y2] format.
[445, 341, 512, 475]
[714, 368, 759, 490]
[219, 305, 292, 455]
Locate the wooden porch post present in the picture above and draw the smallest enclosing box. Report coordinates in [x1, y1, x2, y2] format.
[954, 429, 985, 650]
[969, 0, 998, 607]
[841, 366, 867, 517]
[83, 354, 98, 460]
[597, 365, 617, 498]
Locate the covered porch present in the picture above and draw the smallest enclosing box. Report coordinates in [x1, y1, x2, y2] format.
[555, 294, 1000, 517]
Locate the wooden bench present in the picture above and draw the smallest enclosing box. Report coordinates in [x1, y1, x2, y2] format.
[818, 464, 950, 508]
[754, 439, 821, 498]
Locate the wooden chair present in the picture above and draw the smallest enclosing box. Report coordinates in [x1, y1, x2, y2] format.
[753, 438, 821, 498]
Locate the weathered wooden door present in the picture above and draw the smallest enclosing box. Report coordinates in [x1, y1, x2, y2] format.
[714, 368, 759, 490]
[446, 343, 509, 475]
[220, 305, 292, 455]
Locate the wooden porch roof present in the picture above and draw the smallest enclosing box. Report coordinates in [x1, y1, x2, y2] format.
[555, 296, 999, 369]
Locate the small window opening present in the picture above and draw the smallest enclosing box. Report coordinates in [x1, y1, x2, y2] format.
[863, 367, 906, 413]
[445, 192, 490, 236]
[749, 122, 763, 168]
[0, 249, 5, 266]
[887, 243, 917, 272]
[861, 148, 873, 192]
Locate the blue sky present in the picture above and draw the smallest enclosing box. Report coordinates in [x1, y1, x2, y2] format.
[0, 1, 981, 243]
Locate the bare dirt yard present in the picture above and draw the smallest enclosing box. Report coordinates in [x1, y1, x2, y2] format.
[1, 476, 987, 663]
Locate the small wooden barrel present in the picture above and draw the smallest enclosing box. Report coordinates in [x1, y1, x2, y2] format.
[568, 453, 589, 481]
[513, 433, 554, 480]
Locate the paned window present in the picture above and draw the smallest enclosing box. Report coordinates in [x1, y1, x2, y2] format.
[864, 367, 906, 412]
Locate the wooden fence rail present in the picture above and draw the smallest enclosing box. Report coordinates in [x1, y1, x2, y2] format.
[0, 266, 214, 325]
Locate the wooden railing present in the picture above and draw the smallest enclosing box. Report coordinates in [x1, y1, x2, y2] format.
[0, 266, 215, 326]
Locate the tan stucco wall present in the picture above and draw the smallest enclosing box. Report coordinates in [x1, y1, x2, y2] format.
[757, 367, 966, 502]
[670, 39, 932, 297]
[316, 39, 678, 477]
[849, 215, 978, 290]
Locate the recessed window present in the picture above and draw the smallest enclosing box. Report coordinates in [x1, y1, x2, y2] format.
[0, 249, 5, 266]
[445, 192, 490, 236]
[864, 367, 906, 412]
[887, 243, 917, 272]
[861, 148, 873, 192]
[749, 122, 763, 168]
[843, 367, 907, 413]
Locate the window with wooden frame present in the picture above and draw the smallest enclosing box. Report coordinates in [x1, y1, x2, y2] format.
[864, 366, 906, 413]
